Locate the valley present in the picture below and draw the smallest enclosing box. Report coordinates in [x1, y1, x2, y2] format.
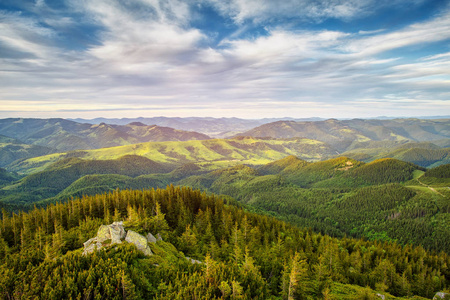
[0, 117, 449, 299]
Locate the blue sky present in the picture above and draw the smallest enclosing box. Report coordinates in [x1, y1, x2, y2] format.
[0, 0, 449, 119]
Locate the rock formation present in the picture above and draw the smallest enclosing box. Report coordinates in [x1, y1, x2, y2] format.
[185, 257, 202, 264]
[125, 230, 152, 256]
[147, 232, 157, 243]
[83, 221, 156, 256]
[434, 292, 450, 300]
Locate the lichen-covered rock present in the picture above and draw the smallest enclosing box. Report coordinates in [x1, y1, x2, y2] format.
[97, 225, 111, 243]
[96, 222, 126, 244]
[186, 257, 202, 264]
[83, 222, 127, 255]
[109, 221, 126, 244]
[125, 230, 152, 256]
[147, 233, 157, 243]
[156, 233, 163, 241]
[83, 222, 152, 256]
[83, 237, 102, 255]
[434, 292, 450, 300]
[376, 293, 385, 300]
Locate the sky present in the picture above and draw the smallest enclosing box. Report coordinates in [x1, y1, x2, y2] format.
[0, 0, 449, 119]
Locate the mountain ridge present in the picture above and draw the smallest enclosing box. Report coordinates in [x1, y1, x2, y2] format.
[237, 118, 450, 151]
[0, 118, 211, 152]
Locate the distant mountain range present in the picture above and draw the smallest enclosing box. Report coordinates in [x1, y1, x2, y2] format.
[7, 137, 335, 175]
[1, 117, 450, 171]
[0, 116, 449, 255]
[0, 134, 54, 168]
[1, 152, 448, 254]
[70, 116, 450, 137]
[233, 118, 450, 167]
[69, 116, 326, 138]
[0, 118, 210, 152]
[237, 118, 450, 148]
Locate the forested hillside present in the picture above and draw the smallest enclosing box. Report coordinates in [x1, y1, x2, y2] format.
[0, 155, 172, 206]
[239, 119, 450, 147]
[0, 168, 19, 186]
[176, 158, 450, 253]
[2, 152, 448, 254]
[0, 186, 448, 299]
[0, 135, 54, 167]
[0, 118, 210, 152]
[6, 137, 334, 175]
[69, 116, 327, 138]
[1, 118, 449, 171]
[342, 145, 450, 168]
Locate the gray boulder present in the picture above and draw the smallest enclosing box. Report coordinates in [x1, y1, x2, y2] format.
[83, 222, 153, 256]
[96, 221, 126, 244]
[83, 237, 102, 256]
[434, 292, 450, 300]
[125, 230, 153, 256]
[147, 232, 157, 243]
[186, 256, 202, 264]
[109, 221, 127, 243]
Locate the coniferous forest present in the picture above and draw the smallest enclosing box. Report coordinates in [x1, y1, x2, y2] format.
[2, 0, 450, 295]
[0, 118, 449, 299]
[0, 186, 449, 299]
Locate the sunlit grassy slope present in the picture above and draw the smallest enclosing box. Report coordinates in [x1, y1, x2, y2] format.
[8, 137, 335, 175]
[341, 146, 450, 168]
[0, 140, 54, 168]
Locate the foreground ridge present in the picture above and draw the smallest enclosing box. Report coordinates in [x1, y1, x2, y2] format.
[0, 186, 449, 299]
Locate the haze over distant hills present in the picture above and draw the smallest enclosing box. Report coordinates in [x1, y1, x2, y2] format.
[235, 118, 450, 168]
[70, 116, 450, 138]
[1, 116, 449, 299]
[1, 117, 450, 171]
[0, 118, 210, 152]
[237, 118, 450, 147]
[7, 137, 334, 175]
[70, 116, 327, 138]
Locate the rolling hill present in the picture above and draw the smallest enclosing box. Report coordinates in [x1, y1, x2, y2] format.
[69, 116, 327, 138]
[0, 168, 19, 186]
[0, 136, 54, 168]
[0, 118, 210, 152]
[3, 151, 447, 254]
[1, 186, 447, 299]
[237, 118, 450, 152]
[6, 136, 335, 175]
[175, 158, 449, 252]
[342, 146, 450, 168]
[0, 155, 172, 206]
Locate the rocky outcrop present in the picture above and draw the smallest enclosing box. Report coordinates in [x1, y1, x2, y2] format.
[83, 221, 126, 255]
[434, 292, 450, 300]
[83, 221, 157, 256]
[126, 230, 152, 256]
[186, 257, 202, 264]
[97, 221, 126, 243]
[147, 232, 157, 243]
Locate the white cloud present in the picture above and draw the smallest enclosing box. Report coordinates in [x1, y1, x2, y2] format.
[0, 11, 56, 58]
[0, 0, 449, 118]
[74, 0, 205, 73]
[206, 0, 425, 24]
[344, 10, 450, 56]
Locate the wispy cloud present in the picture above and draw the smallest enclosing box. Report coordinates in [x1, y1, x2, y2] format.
[0, 0, 448, 118]
[343, 10, 450, 56]
[206, 0, 426, 24]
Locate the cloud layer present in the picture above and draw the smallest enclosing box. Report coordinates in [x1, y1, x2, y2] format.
[0, 0, 449, 118]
